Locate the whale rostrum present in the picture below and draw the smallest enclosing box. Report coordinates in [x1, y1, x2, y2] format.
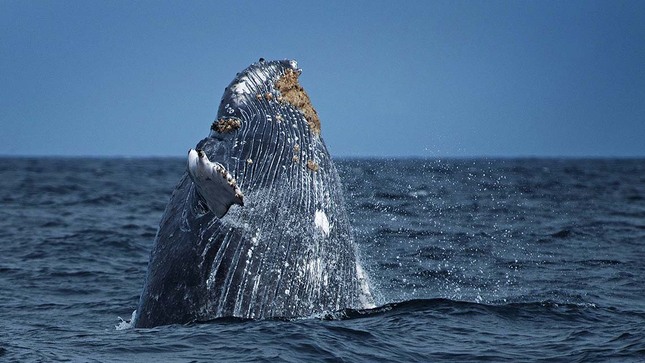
[134, 59, 373, 328]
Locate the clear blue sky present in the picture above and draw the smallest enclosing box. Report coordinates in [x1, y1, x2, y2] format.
[2, 0, 644, 158]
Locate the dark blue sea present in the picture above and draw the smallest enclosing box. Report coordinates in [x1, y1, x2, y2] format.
[1, 157, 644, 362]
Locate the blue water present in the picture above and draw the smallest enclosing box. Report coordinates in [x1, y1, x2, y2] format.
[1, 157, 644, 362]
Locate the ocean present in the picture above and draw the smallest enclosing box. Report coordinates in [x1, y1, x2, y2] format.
[1, 157, 644, 362]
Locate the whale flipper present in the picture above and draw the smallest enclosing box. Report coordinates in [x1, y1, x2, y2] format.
[187, 148, 243, 218]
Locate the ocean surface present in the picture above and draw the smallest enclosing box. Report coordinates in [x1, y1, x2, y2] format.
[1, 157, 644, 362]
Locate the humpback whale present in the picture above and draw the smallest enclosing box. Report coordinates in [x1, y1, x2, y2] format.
[133, 59, 373, 328]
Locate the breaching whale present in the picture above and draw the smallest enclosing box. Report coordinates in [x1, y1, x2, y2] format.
[134, 59, 373, 328]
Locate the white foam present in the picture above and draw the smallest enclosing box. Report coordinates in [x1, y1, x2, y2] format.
[115, 310, 137, 330]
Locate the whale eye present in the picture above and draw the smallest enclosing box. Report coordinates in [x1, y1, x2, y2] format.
[197, 149, 205, 158]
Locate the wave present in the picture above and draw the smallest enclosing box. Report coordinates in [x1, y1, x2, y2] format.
[315, 298, 603, 321]
[129, 298, 607, 328]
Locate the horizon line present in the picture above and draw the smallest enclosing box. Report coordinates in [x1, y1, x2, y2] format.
[1, 153, 644, 160]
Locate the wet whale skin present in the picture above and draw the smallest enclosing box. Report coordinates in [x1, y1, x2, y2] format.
[134, 60, 370, 328]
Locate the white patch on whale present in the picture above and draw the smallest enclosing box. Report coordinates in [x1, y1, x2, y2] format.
[228, 62, 282, 106]
[356, 262, 375, 308]
[314, 210, 330, 236]
[231, 81, 251, 96]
